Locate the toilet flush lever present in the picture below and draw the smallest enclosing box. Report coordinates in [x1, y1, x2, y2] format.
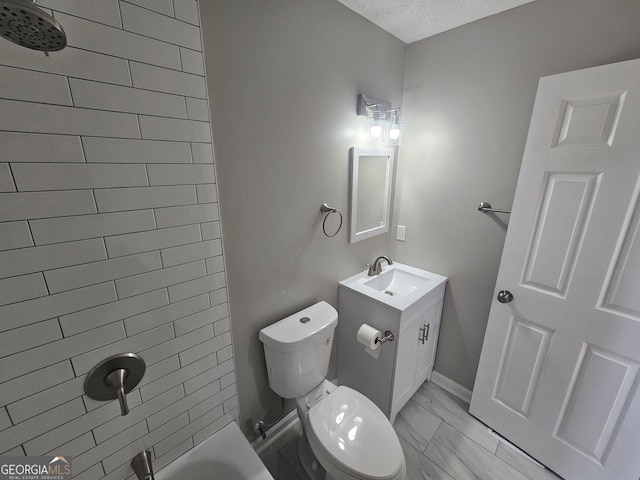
[84, 353, 145, 416]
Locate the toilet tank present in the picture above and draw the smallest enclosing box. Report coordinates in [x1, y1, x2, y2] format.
[259, 301, 338, 399]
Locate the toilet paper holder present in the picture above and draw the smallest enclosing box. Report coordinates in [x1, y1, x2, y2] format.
[375, 331, 395, 344]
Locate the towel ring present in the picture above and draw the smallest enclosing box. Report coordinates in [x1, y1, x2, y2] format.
[320, 203, 343, 237]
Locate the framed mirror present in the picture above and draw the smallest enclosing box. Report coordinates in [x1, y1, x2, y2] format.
[349, 146, 395, 243]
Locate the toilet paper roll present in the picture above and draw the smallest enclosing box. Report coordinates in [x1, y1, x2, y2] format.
[357, 324, 382, 359]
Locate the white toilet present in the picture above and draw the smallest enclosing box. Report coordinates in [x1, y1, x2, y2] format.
[259, 301, 406, 480]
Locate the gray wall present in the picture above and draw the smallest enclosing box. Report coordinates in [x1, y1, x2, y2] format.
[393, 0, 640, 390]
[200, 0, 406, 432]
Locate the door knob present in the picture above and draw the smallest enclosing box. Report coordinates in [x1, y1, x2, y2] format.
[497, 290, 514, 303]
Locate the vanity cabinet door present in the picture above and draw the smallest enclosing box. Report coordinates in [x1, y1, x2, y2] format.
[390, 302, 444, 422]
[415, 302, 443, 385]
[391, 313, 420, 415]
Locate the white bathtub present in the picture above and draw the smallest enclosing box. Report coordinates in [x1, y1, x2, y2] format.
[155, 422, 274, 480]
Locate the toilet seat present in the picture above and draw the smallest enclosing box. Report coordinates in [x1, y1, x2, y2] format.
[306, 386, 405, 480]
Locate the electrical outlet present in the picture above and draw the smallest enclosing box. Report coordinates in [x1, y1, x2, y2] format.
[397, 225, 406, 241]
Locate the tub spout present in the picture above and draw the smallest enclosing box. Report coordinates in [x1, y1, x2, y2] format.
[131, 450, 154, 480]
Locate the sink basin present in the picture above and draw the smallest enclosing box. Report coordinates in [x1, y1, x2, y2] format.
[364, 269, 431, 297]
[340, 262, 447, 311]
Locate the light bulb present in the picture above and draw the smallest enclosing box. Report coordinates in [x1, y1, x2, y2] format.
[369, 111, 384, 140]
[387, 114, 403, 145]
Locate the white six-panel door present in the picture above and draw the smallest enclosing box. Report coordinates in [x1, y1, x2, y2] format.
[470, 58, 640, 480]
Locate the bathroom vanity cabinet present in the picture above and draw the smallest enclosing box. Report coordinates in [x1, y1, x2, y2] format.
[337, 267, 447, 423]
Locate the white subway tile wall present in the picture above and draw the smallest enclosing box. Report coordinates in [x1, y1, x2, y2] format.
[0, 1, 239, 479]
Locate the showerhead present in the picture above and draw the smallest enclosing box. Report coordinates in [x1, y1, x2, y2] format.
[0, 0, 66, 52]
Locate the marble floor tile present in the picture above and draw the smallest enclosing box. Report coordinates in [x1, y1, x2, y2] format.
[278, 435, 306, 480]
[400, 437, 456, 480]
[278, 452, 305, 480]
[495, 442, 562, 480]
[415, 382, 499, 453]
[425, 423, 531, 480]
[259, 443, 280, 478]
[394, 398, 442, 452]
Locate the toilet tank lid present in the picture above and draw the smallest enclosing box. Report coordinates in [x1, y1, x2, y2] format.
[259, 301, 338, 352]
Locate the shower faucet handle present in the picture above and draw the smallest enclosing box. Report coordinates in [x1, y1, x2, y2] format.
[104, 368, 130, 416]
[84, 353, 146, 416]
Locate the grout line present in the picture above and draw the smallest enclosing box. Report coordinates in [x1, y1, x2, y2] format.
[120, 1, 174, 20]
[54, 8, 201, 51]
[489, 428, 546, 469]
[116, 0, 124, 29]
[78, 135, 88, 163]
[126, 57, 134, 88]
[66, 74, 75, 107]
[5, 162, 17, 193]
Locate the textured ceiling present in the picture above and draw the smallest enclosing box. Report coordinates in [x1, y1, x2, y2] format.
[336, 0, 537, 44]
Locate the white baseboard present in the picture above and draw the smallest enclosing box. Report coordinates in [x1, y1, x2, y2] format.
[251, 410, 300, 455]
[431, 370, 473, 404]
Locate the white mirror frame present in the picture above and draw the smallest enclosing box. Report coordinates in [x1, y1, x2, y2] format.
[349, 146, 395, 243]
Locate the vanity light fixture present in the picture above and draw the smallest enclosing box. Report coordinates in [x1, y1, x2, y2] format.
[357, 94, 403, 145]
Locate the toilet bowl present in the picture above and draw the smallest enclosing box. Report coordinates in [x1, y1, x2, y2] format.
[297, 380, 406, 480]
[259, 301, 406, 480]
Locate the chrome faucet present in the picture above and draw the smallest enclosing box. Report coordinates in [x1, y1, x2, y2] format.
[367, 256, 393, 276]
[131, 450, 154, 480]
